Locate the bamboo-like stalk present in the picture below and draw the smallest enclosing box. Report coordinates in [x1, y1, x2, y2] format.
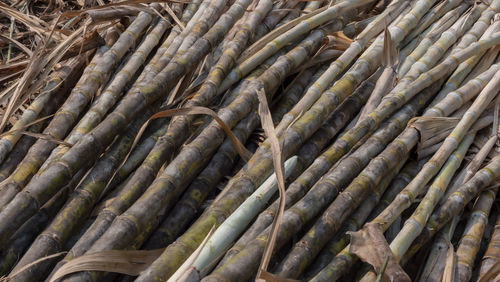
[388, 133, 475, 260]
[0, 11, 155, 208]
[280, 37, 500, 278]
[275, 0, 408, 134]
[10, 105, 158, 282]
[401, 0, 463, 47]
[404, 155, 500, 262]
[0, 56, 87, 165]
[0, 0, 253, 248]
[357, 133, 476, 282]
[145, 67, 318, 250]
[207, 79, 438, 281]
[184, 157, 297, 278]
[479, 213, 500, 277]
[59, 19, 326, 282]
[218, 0, 379, 93]
[455, 187, 497, 282]
[0, 55, 86, 183]
[307, 64, 499, 281]
[216, 68, 382, 267]
[303, 157, 410, 280]
[145, 3, 437, 276]
[38, 18, 170, 174]
[396, 4, 482, 90]
[0, 164, 87, 276]
[431, 0, 500, 104]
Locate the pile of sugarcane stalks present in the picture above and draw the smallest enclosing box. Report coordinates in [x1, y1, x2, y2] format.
[2, 0, 500, 281]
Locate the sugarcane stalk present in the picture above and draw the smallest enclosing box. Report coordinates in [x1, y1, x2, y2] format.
[216, 68, 382, 266]
[39, 18, 170, 174]
[404, 155, 500, 262]
[401, 0, 463, 47]
[207, 77, 438, 281]
[455, 187, 497, 282]
[479, 213, 500, 277]
[275, 0, 408, 135]
[0, 11, 155, 208]
[303, 156, 409, 280]
[218, 0, 379, 93]
[307, 62, 499, 282]
[389, 133, 475, 260]
[0, 0, 252, 248]
[178, 157, 297, 279]
[357, 132, 476, 282]
[59, 17, 326, 282]
[398, 2, 470, 77]
[0, 55, 87, 165]
[396, 3, 482, 91]
[9, 103, 159, 282]
[145, 67, 318, 250]
[431, 0, 500, 104]
[142, 8, 436, 270]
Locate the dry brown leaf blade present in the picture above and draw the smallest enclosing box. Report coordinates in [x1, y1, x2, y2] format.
[348, 222, 410, 282]
[256, 87, 286, 279]
[441, 241, 457, 282]
[48, 249, 164, 282]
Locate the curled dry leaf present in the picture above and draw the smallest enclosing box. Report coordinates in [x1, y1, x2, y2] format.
[48, 249, 164, 282]
[348, 222, 410, 282]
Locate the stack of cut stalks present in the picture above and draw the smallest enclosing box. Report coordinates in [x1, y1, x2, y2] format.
[1, 0, 500, 281]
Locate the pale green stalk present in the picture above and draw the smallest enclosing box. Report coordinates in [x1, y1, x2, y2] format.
[218, 0, 380, 93]
[183, 157, 297, 277]
[455, 187, 497, 282]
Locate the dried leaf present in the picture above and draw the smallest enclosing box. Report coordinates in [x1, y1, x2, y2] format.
[441, 241, 456, 282]
[382, 24, 398, 68]
[256, 87, 286, 278]
[4, 252, 67, 282]
[48, 249, 164, 282]
[167, 225, 215, 282]
[409, 116, 460, 152]
[348, 222, 410, 282]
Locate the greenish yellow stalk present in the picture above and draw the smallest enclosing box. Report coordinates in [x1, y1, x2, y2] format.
[479, 213, 500, 277]
[389, 133, 475, 260]
[207, 78, 437, 281]
[10, 105, 157, 282]
[303, 157, 409, 280]
[39, 18, 170, 173]
[276, 0, 408, 134]
[0, 11, 155, 208]
[398, 2, 472, 77]
[358, 133, 476, 282]
[432, 0, 500, 104]
[0, 56, 87, 165]
[61, 18, 325, 282]
[401, 0, 463, 46]
[404, 155, 500, 261]
[455, 187, 497, 282]
[218, 0, 378, 93]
